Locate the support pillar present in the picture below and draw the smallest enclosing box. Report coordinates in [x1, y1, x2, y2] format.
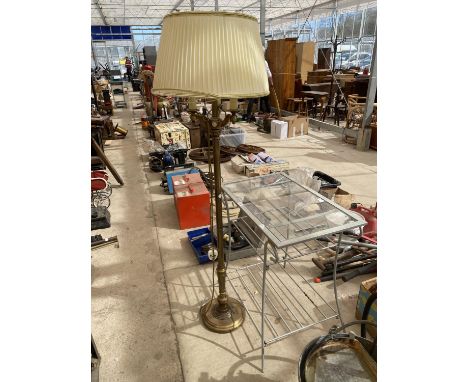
[357, 35, 377, 151]
[260, 0, 266, 46]
[91, 40, 98, 69]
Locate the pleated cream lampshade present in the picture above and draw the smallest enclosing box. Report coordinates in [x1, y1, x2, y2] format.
[152, 11, 269, 99]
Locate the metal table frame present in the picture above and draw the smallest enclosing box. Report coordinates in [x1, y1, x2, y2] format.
[222, 172, 366, 371]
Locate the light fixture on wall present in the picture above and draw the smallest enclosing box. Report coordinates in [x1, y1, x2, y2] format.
[152, 11, 269, 333]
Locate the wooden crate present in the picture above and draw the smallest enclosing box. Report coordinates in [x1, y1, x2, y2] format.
[230, 155, 249, 174]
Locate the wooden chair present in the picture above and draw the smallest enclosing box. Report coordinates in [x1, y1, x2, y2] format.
[333, 93, 347, 126]
[286, 98, 307, 115]
[346, 94, 367, 129]
[344, 94, 377, 144]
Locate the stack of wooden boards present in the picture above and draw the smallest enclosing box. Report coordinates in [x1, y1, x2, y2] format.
[305, 72, 371, 99]
[306, 69, 331, 84]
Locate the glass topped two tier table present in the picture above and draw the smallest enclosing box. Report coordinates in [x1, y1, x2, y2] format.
[221, 172, 366, 371]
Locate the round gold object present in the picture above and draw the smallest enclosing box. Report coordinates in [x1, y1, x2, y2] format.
[200, 297, 246, 333]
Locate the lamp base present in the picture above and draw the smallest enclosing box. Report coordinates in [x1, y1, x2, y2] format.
[200, 297, 246, 333]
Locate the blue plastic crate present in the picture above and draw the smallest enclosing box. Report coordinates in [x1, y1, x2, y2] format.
[166, 167, 200, 194]
[187, 227, 215, 264]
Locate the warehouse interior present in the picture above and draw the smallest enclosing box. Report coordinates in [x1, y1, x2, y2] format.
[5, 1, 467, 381]
[90, 1, 378, 381]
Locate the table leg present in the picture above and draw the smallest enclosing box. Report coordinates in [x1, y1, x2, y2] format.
[333, 233, 345, 329]
[261, 241, 269, 372]
[320, 96, 328, 122]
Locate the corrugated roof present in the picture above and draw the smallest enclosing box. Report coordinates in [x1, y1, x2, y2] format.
[91, 0, 375, 26]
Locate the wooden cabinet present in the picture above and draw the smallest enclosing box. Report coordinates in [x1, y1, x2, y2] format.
[266, 38, 297, 110]
[296, 42, 315, 82]
[317, 48, 331, 69]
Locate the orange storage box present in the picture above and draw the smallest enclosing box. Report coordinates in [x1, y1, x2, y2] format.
[173, 174, 210, 230]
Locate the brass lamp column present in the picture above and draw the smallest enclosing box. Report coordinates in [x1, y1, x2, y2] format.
[152, 11, 270, 333]
[200, 101, 245, 332]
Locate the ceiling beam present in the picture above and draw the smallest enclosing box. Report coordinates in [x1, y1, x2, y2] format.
[94, 0, 108, 25]
[260, 0, 265, 45]
[268, 0, 336, 21]
[237, 1, 260, 11]
[157, 0, 186, 25]
[92, 5, 305, 10]
[92, 16, 163, 19]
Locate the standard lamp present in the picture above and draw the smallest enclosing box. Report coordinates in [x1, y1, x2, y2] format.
[152, 11, 269, 333]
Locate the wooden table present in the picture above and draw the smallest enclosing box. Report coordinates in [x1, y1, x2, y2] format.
[303, 82, 332, 89]
[301, 90, 330, 119]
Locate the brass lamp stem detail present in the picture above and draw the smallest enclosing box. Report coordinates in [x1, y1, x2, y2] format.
[199, 100, 245, 333]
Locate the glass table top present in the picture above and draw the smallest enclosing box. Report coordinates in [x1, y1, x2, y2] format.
[222, 172, 366, 248]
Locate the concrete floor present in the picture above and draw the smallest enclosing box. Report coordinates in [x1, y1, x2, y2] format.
[92, 89, 376, 382]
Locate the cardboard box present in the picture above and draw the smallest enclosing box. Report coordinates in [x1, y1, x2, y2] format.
[355, 277, 377, 338]
[334, 187, 354, 209]
[231, 155, 249, 174]
[282, 115, 309, 138]
[319, 187, 337, 200]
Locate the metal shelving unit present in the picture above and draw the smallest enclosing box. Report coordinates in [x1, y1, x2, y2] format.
[222, 172, 366, 371]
